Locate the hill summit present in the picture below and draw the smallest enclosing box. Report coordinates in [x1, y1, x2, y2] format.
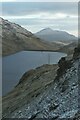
[35, 28, 77, 43]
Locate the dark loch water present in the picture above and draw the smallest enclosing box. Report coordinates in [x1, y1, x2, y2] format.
[2, 51, 67, 96]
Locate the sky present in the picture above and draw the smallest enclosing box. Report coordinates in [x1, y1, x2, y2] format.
[0, 1, 78, 36]
[0, 0, 79, 2]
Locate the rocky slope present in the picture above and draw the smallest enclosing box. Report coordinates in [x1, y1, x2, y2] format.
[2, 45, 80, 119]
[1, 18, 64, 56]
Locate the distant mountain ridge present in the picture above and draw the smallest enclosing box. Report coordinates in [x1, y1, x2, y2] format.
[1, 18, 64, 56]
[35, 28, 77, 43]
[1, 18, 78, 56]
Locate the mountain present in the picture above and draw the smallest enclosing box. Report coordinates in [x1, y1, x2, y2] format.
[1, 18, 65, 56]
[2, 46, 80, 119]
[35, 28, 77, 43]
[1, 18, 77, 56]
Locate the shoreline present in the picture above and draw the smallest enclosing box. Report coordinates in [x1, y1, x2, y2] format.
[2, 49, 68, 57]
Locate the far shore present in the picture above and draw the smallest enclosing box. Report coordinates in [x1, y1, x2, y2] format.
[2, 49, 68, 57]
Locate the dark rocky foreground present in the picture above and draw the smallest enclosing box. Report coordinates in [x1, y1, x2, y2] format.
[2, 45, 80, 119]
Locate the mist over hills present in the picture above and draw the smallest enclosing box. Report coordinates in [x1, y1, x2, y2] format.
[35, 28, 77, 44]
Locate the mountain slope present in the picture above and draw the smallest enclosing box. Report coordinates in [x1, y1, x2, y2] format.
[57, 41, 78, 55]
[2, 46, 80, 119]
[1, 18, 64, 56]
[35, 28, 77, 43]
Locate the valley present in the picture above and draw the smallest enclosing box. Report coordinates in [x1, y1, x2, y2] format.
[1, 18, 78, 56]
[1, 17, 79, 119]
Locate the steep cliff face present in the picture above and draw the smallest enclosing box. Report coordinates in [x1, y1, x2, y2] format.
[2, 46, 80, 119]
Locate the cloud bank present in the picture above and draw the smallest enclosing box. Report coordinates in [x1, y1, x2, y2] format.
[0, 2, 78, 36]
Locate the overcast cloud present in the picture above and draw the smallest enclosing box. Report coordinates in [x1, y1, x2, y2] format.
[0, 2, 78, 36]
